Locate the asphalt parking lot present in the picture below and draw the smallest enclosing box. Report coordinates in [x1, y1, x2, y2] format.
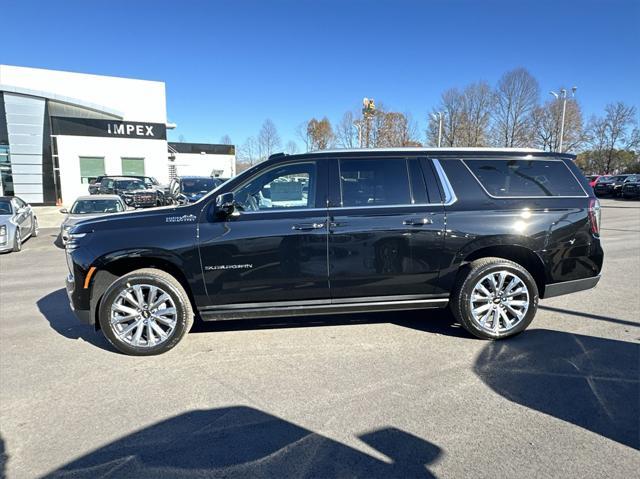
[1, 200, 638, 478]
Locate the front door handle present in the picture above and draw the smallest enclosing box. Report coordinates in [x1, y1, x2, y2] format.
[292, 222, 325, 231]
[403, 218, 433, 226]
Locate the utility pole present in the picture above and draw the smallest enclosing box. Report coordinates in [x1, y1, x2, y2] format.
[362, 98, 376, 148]
[431, 112, 443, 148]
[550, 86, 577, 152]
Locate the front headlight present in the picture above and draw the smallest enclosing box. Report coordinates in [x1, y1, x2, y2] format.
[65, 231, 89, 250]
[63, 224, 72, 232]
[0, 225, 6, 235]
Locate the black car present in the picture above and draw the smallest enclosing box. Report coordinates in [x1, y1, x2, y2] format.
[621, 175, 640, 199]
[87, 175, 106, 195]
[98, 176, 162, 208]
[595, 174, 631, 197]
[168, 176, 223, 204]
[65, 148, 603, 355]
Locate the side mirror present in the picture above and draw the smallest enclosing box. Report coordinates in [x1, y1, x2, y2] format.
[60, 208, 69, 214]
[216, 192, 237, 217]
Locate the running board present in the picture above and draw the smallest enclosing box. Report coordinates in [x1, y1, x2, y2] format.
[199, 297, 449, 322]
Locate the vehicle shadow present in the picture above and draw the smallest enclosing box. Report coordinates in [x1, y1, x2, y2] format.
[192, 307, 471, 339]
[474, 329, 639, 449]
[0, 433, 7, 479]
[539, 305, 639, 328]
[36, 288, 114, 352]
[43, 406, 442, 478]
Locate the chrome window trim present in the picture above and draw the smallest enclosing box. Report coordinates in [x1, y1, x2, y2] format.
[460, 158, 589, 199]
[431, 159, 458, 206]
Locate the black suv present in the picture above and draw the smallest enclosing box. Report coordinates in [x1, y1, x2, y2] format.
[65, 148, 603, 355]
[98, 176, 164, 208]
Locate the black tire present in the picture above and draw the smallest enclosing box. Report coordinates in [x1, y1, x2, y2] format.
[12, 229, 21, 252]
[450, 257, 539, 340]
[99, 268, 194, 356]
[32, 217, 39, 237]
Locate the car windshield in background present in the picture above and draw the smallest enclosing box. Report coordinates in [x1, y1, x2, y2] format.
[71, 199, 124, 214]
[116, 180, 145, 191]
[0, 200, 13, 214]
[182, 178, 219, 193]
[597, 176, 614, 183]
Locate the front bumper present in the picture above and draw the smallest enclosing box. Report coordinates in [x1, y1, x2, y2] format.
[66, 273, 92, 324]
[543, 275, 601, 299]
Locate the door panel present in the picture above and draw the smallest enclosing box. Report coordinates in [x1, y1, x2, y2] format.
[198, 159, 329, 306]
[327, 156, 445, 299]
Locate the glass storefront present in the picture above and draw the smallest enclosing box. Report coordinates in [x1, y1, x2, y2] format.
[0, 145, 13, 196]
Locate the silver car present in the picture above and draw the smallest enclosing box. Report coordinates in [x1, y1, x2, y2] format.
[0, 196, 39, 253]
[60, 195, 126, 244]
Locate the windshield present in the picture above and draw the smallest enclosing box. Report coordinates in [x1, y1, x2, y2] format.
[182, 178, 219, 193]
[0, 200, 12, 214]
[71, 199, 124, 214]
[116, 180, 145, 191]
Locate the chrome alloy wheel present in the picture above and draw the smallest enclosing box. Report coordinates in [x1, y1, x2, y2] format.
[110, 284, 177, 348]
[469, 271, 530, 334]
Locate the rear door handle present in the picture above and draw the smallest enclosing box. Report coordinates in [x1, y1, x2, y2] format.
[292, 222, 326, 231]
[403, 218, 433, 226]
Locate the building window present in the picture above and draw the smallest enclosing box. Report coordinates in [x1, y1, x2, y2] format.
[0, 145, 13, 196]
[79, 157, 105, 184]
[122, 157, 145, 176]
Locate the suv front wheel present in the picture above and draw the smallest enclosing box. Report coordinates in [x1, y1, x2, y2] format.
[99, 268, 194, 355]
[451, 257, 539, 340]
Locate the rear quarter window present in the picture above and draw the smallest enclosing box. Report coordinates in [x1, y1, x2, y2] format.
[463, 159, 586, 197]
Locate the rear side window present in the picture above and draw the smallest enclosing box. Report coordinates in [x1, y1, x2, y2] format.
[464, 159, 586, 197]
[339, 158, 410, 207]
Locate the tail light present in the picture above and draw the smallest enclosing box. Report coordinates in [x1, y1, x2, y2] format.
[588, 198, 601, 235]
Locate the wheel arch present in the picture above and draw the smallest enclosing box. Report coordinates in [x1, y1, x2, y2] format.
[461, 245, 547, 297]
[89, 250, 197, 329]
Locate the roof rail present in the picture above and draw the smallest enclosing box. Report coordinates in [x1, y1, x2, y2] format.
[268, 152, 287, 159]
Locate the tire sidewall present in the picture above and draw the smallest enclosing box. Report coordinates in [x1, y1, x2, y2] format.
[13, 229, 21, 252]
[99, 272, 190, 356]
[457, 261, 539, 340]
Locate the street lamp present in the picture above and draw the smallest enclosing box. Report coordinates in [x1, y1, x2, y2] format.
[431, 112, 443, 148]
[549, 86, 577, 153]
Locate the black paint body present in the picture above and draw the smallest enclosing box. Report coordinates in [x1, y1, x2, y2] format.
[65, 150, 604, 326]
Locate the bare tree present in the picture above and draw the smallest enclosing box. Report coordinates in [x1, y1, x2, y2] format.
[580, 102, 639, 173]
[219, 134, 233, 145]
[427, 88, 465, 147]
[374, 111, 419, 147]
[460, 82, 494, 146]
[306, 117, 335, 150]
[335, 111, 359, 148]
[296, 121, 311, 152]
[258, 119, 281, 161]
[492, 68, 539, 147]
[237, 136, 260, 166]
[285, 140, 299, 155]
[532, 94, 584, 152]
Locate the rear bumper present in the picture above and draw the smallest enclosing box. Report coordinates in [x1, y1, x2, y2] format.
[543, 275, 601, 299]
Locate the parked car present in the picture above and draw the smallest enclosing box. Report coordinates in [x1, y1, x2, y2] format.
[168, 176, 223, 204]
[60, 195, 126, 244]
[586, 175, 602, 188]
[65, 148, 603, 356]
[98, 176, 163, 208]
[594, 174, 626, 197]
[621, 175, 640, 199]
[88, 175, 106, 195]
[0, 196, 38, 253]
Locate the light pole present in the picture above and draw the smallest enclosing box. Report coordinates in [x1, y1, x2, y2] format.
[549, 86, 577, 153]
[431, 112, 443, 148]
[362, 98, 376, 148]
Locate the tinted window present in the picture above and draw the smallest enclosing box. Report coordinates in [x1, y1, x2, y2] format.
[408, 159, 429, 204]
[115, 180, 145, 190]
[0, 200, 12, 214]
[182, 178, 219, 193]
[339, 159, 410, 207]
[234, 162, 316, 211]
[71, 199, 124, 214]
[464, 159, 585, 197]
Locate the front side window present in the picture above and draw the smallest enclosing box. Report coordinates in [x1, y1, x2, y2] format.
[464, 159, 585, 197]
[71, 199, 124, 214]
[182, 178, 219, 194]
[339, 158, 411, 207]
[233, 162, 316, 211]
[79, 157, 105, 185]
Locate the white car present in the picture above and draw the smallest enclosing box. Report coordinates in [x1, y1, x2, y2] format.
[60, 195, 126, 244]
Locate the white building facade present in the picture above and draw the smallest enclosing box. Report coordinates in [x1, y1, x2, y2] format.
[0, 65, 235, 205]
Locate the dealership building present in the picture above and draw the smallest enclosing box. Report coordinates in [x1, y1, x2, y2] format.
[0, 65, 235, 205]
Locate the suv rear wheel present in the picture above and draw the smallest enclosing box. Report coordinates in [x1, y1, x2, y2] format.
[451, 257, 539, 340]
[99, 268, 194, 355]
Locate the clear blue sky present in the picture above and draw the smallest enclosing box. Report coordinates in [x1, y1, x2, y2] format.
[2, 0, 639, 147]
